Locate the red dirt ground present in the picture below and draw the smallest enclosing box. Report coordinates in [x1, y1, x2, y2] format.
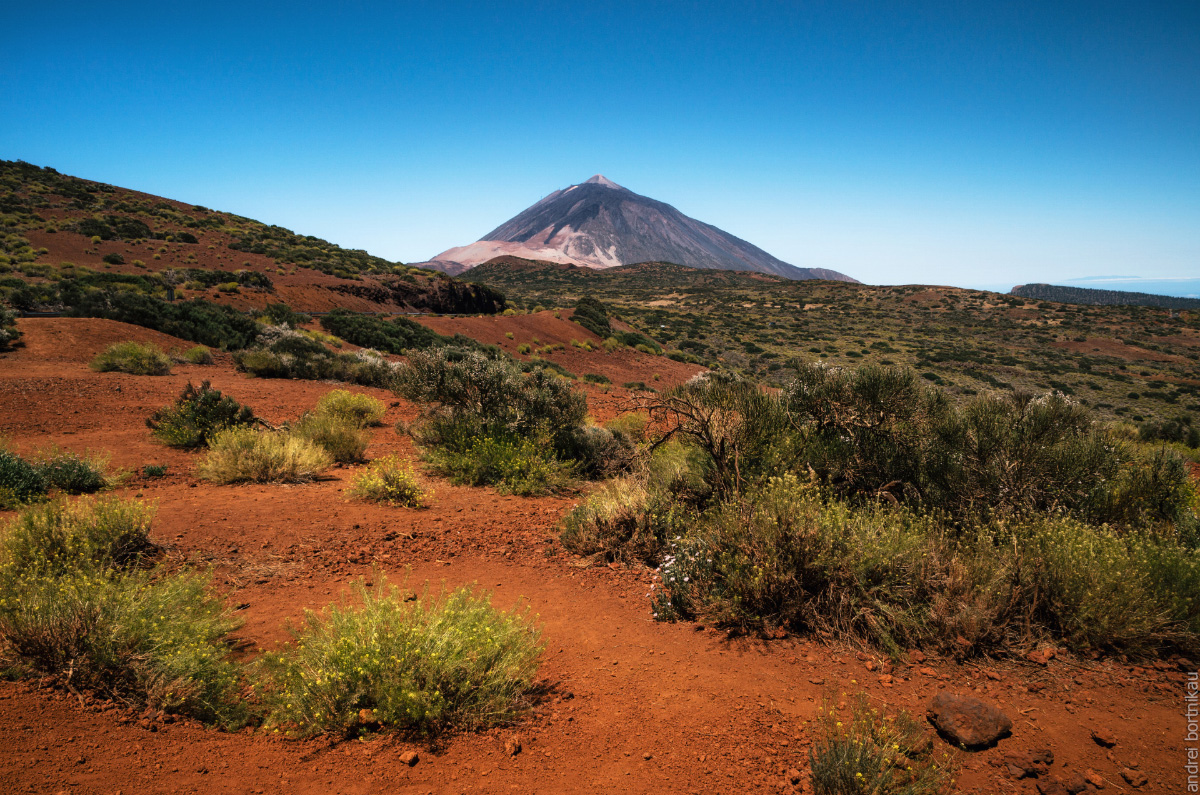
[1053, 337, 1191, 364]
[0, 319, 1190, 794]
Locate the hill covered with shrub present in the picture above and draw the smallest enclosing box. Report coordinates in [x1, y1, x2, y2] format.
[465, 258, 1200, 431]
[1011, 282, 1200, 310]
[0, 160, 504, 316]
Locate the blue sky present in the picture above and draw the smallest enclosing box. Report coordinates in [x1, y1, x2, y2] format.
[3, 1, 1197, 291]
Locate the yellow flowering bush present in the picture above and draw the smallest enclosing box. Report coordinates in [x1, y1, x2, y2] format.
[347, 456, 430, 507]
[256, 573, 542, 736]
[197, 426, 332, 484]
[809, 694, 956, 795]
[0, 498, 246, 725]
[314, 389, 386, 427]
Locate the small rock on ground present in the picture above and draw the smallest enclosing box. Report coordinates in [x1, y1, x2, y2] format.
[926, 692, 1012, 749]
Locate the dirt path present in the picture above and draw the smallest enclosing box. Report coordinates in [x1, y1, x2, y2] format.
[0, 319, 1189, 794]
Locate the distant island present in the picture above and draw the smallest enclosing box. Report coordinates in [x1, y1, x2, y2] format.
[1011, 282, 1200, 310]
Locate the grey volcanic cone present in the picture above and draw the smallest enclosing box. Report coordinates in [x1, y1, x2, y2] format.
[428, 176, 856, 282]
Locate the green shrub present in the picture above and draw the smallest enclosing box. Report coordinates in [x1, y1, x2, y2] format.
[147, 381, 257, 448]
[666, 349, 700, 363]
[0, 448, 47, 508]
[90, 341, 172, 375]
[616, 331, 660, 352]
[314, 389, 386, 427]
[642, 363, 1199, 531]
[525, 356, 576, 379]
[143, 463, 168, 478]
[292, 413, 369, 464]
[810, 694, 956, 795]
[652, 476, 932, 643]
[259, 303, 310, 327]
[651, 373, 794, 497]
[650, 473, 1200, 656]
[0, 492, 243, 723]
[395, 347, 586, 453]
[34, 449, 107, 494]
[231, 348, 291, 378]
[0, 566, 244, 724]
[347, 456, 429, 507]
[318, 309, 445, 354]
[102, 253, 125, 265]
[233, 326, 403, 388]
[256, 574, 542, 736]
[561, 477, 694, 565]
[0, 304, 20, 350]
[572, 295, 612, 338]
[180, 345, 214, 364]
[67, 292, 260, 350]
[0, 496, 156, 579]
[516, 343, 531, 355]
[426, 429, 576, 496]
[197, 427, 332, 484]
[582, 372, 611, 385]
[303, 329, 343, 348]
[1023, 517, 1200, 653]
[556, 424, 634, 479]
[604, 412, 649, 443]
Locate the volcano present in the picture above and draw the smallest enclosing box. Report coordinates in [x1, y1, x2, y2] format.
[423, 175, 856, 282]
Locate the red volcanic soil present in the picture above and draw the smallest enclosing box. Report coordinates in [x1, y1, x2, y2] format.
[0, 319, 1189, 794]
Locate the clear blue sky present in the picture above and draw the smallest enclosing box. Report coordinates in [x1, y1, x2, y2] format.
[3, 1, 1198, 291]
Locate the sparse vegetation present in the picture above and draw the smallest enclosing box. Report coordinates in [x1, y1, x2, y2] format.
[0, 497, 246, 725]
[180, 345, 214, 364]
[197, 427, 332, 484]
[809, 694, 956, 795]
[90, 341, 172, 375]
[147, 381, 257, 448]
[291, 412, 369, 464]
[393, 347, 629, 494]
[0, 444, 109, 508]
[347, 455, 429, 506]
[572, 295, 612, 338]
[256, 574, 542, 736]
[232, 325, 403, 388]
[314, 389, 386, 427]
[33, 448, 108, 495]
[0, 304, 20, 350]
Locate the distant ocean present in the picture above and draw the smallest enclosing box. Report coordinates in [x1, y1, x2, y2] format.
[1060, 277, 1200, 299]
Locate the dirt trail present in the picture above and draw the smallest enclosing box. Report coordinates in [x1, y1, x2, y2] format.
[0, 319, 1189, 794]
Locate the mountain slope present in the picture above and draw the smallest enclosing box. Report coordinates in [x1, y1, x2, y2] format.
[426, 175, 857, 282]
[0, 160, 504, 315]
